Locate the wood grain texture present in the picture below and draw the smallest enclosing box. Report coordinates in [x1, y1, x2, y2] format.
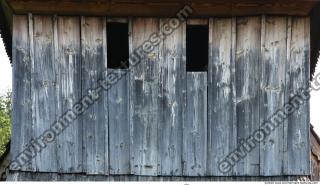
[6, 171, 309, 181]
[11, 15, 34, 172]
[183, 72, 207, 176]
[158, 18, 186, 176]
[235, 16, 261, 176]
[108, 69, 131, 174]
[55, 16, 82, 173]
[208, 18, 237, 176]
[7, 0, 318, 16]
[129, 18, 160, 176]
[285, 17, 310, 175]
[260, 16, 287, 176]
[32, 15, 58, 172]
[81, 16, 108, 175]
[10, 15, 312, 177]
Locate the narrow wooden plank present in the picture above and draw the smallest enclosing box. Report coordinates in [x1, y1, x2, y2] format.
[286, 17, 310, 175]
[108, 69, 131, 174]
[81, 16, 108, 175]
[158, 18, 186, 176]
[11, 15, 35, 171]
[32, 16, 58, 172]
[208, 18, 236, 176]
[55, 16, 82, 173]
[260, 16, 287, 176]
[107, 18, 127, 23]
[129, 18, 160, 176]
[187, 19, 208, 25]
[235, 17, 261, 176]
[283, 16, 292, 175]
[183, 72, 207, 176]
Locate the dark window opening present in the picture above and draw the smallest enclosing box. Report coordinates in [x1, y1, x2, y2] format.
[107, 22, 129, 69]
[186, 25, 209, 72]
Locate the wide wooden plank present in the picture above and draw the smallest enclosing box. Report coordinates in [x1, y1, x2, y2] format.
[8, 0, 318, 16]
[55, 16, 82, 173]
[183, 72, 207, 176]
[235, 17, 261, 176]
[285, 17, 310, 175]
[129, 18, 160, 176]
[158, 18, 186, 176]
[32, 16, 57, 172]
[11, 15, 34, 171]
[108, 69, 130, 174]
[81, 16, 108, 175]
[208, 18, 236, 176]
[260, 16, 287, 176]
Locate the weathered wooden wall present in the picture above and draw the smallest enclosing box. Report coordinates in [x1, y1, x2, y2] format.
[7, 171, 309, 181]
[11, 14, 310, 178]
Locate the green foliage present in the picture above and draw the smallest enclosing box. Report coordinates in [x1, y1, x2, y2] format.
[0, 89, 11, 156]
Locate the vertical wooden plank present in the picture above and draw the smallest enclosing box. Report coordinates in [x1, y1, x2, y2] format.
[159, 18, 186, 176]
[183, 72, 207, 176]
[11, 15, 35, 171]
[32, 16, 58, 172]
[81, 16, 108, 175]
[108, 69, 130, 174]
[260, 16, 287, 176]
[235, 16, 261, 176]
[106, 19, 130, 175]
[286, 17, 310, 175]
[55, 16, 82, 173]
[208, 18, 236, 176]
[129, 18, 160, 176]
[283, 16, 292, 175]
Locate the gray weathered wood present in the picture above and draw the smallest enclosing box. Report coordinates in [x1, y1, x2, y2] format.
[285, 17, 310, 175]
[108, 69, 131, 174]
[11, 15, 35, 172]
[32, 15, 58, 172]
[129, 18, 160, 176]
[55, 16, 82, 173]
[9, 15, 312, 177]
[6, 171, 308, 181]
[235, 17, 261, 176]
[183, 72, 207, 176]
[158, 18, 186, 176]
[81, 16, 108, 175]
[260, 16, 287, 176]
[208, 18, 237, 176]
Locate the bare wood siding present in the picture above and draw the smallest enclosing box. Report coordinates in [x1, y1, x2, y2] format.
[184, 72, 207, 176]
[129, 18, 160, 176]
[158, 18, 186, 176]
[32, 16, 58, 172]
[208, 18, 236, 176]
[11, 15, 34, 172]
[7, 171, 309, 181]
[11, 15, 310, 177]
[80, 16, 108, 175]
[55, 16, 82, 173]
[235, 16, 261, 176]
[285, 17, 310, 175]
[108, 69, 130, 174]
[260, 16, 287, 176]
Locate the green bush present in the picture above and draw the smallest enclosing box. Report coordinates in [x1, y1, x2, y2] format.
[0, 90, 11, 156]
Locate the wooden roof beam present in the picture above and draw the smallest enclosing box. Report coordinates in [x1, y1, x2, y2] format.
[6, 0, 320, 16]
